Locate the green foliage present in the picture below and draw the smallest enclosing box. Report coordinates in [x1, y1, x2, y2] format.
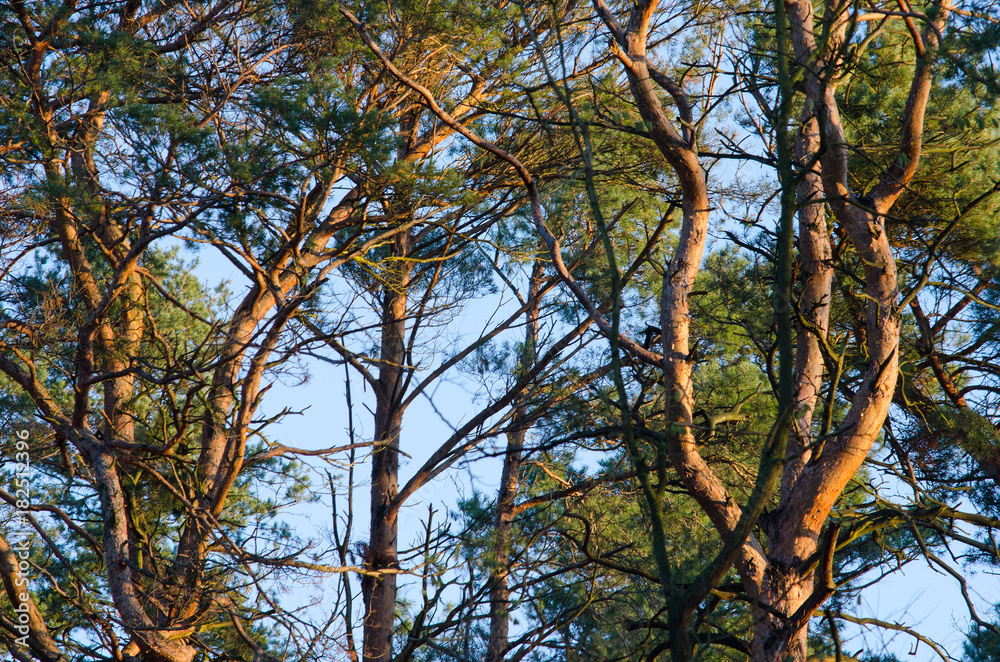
[965, 615, 1000, 662]
[3, 1, 1000, 661]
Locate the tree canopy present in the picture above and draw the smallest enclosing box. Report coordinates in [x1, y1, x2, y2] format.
[2, 1, 1000, 662]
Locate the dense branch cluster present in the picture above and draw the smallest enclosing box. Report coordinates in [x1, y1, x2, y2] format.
[1, 1, 999, 661]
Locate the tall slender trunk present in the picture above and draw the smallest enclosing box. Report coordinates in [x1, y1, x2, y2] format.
[363, 229, 413, 662]
[484, 435, 521, 662]
[485, 263, 542, 662]
[754, 112, 833, 662]
[782, 116, 832, 495]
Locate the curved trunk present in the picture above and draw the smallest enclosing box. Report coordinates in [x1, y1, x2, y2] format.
[747, 2, 951, 660]
[91, 445, 197, 662]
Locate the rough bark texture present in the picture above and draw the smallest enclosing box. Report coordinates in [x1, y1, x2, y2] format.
[484, 439, 521, 662]
[46, 102, 201, 661]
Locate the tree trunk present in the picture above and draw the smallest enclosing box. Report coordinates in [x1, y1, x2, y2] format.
[364, 408, 403, 662]
[484, 433, 520, 662]
[751, 563, 815, 662]
[745, 3, 952, 661]
[363, 229, 413, 662]
[781, 113, 832, 497]
[485, 263, 542, 662]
